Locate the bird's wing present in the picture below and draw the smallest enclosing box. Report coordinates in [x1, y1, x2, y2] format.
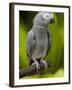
[26, 30, 35, 57]
[47, 29, 52, 53]
[45, 29, 52, 58]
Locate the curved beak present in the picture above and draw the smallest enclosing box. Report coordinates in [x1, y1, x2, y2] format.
[50, 18, 55, 24]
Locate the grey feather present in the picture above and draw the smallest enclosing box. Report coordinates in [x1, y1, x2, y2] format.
[44, 29, 52, 59]
[26, 30, 35, 57]
[26, 12, 55, 69]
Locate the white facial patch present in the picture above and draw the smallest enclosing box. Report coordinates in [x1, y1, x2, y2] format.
[42, 13, 49, 20]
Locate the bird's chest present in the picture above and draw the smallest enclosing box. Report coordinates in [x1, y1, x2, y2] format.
[36, 34, 48, 52]
[35, 30, 48, 46]
[33, 30, 48, 58]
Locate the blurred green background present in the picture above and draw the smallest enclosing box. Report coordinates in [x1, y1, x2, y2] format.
[19, 11, 64, 79]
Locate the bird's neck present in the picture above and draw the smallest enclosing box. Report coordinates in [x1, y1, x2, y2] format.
[32, 24, 48, 35]
[33, 24, 48, 30]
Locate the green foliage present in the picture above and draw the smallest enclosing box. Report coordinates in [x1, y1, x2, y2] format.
[19, 11, 64, 78]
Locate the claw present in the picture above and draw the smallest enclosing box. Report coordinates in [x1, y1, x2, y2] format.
[40, 60, 48, 69]
[31, 61, 40, 72]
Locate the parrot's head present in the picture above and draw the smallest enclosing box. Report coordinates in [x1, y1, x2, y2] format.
[33, 12, 55, 26]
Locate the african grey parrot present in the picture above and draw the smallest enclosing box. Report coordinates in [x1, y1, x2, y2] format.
[26, 12, 55, 72]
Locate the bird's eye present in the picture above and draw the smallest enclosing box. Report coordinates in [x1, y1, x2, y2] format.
[43, 14, 49, 20]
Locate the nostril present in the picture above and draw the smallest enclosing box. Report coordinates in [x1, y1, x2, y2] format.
[50, 18, 55, 23]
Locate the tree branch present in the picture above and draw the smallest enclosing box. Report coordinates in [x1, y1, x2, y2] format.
[19, 61, 51, 78]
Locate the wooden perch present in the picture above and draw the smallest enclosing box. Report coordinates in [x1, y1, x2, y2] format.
[19, 61, 51, 78]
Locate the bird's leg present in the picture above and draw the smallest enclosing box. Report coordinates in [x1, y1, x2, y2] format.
[40, 59, 48, 69]
[31, 59, 40, 72]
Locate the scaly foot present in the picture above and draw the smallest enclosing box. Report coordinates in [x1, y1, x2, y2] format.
[40, 60, 48, 69]
[31, 60, 40, 72]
